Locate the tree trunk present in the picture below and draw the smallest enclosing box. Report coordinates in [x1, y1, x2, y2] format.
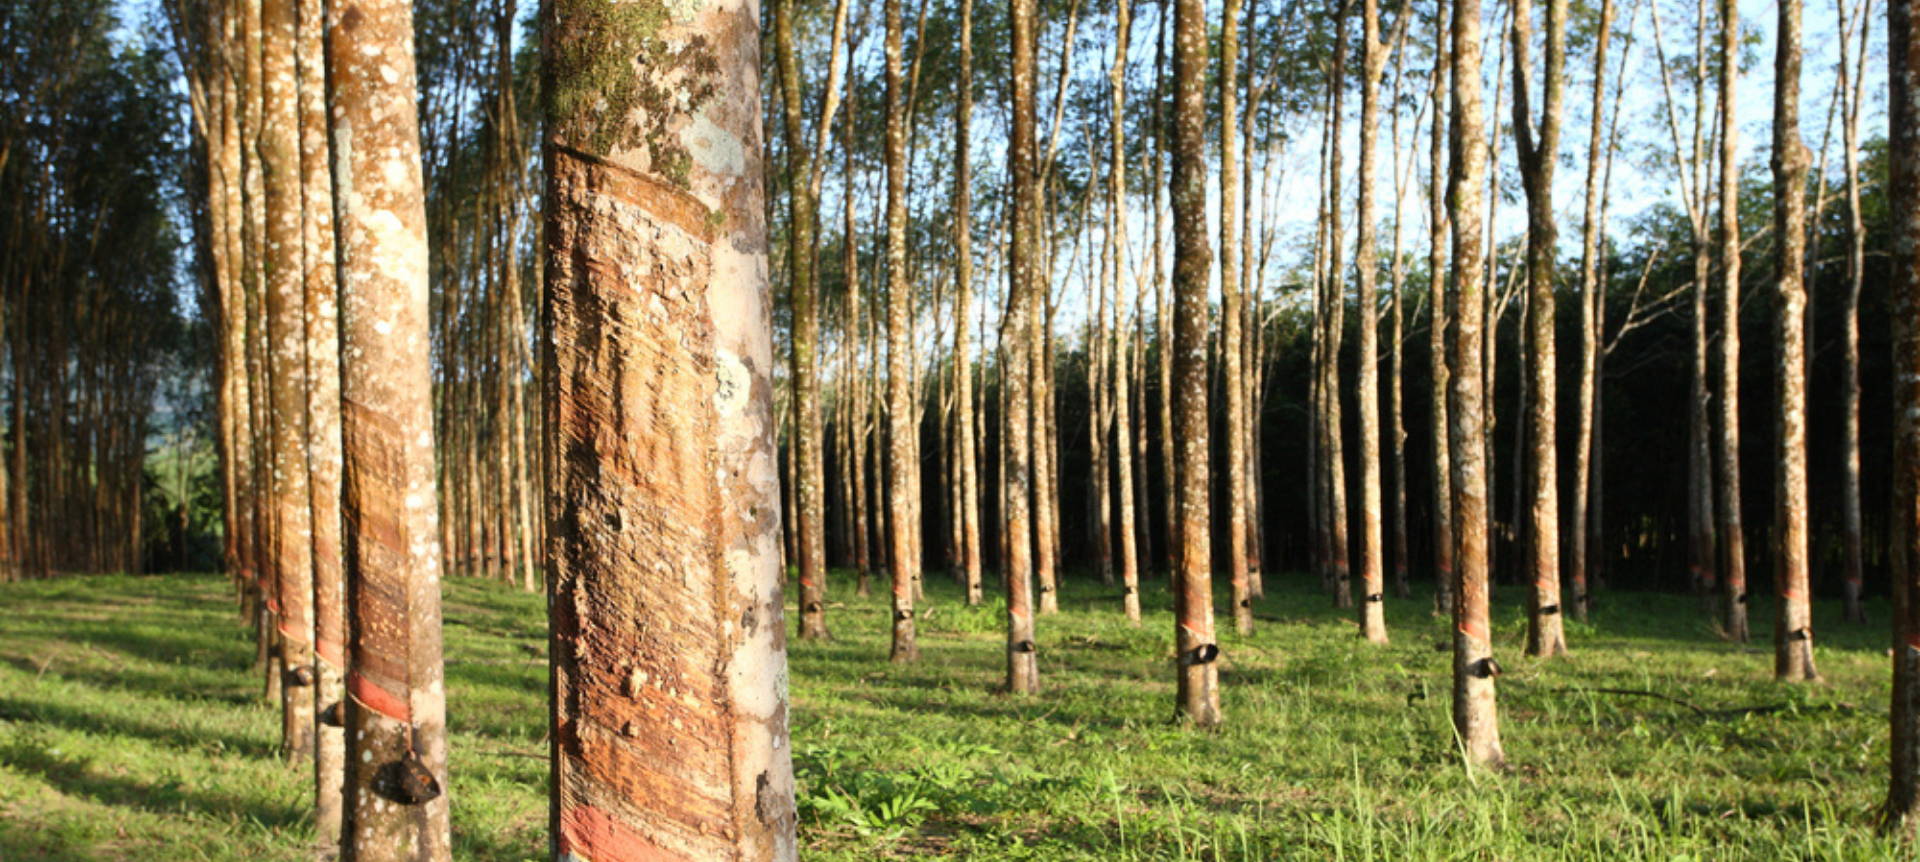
[1108, 0, 1141, 625]
[1324, 10, 1353, 611]
[883, 0, 920, 661]
[1884, 0, 1920, 824]
[1171, 0, 1220, 727]
[1771, 0, 1819, 682]
[1571, 0, 1615, 625]
[1512, 0, 1568, 658]
[1428, 31, 1455, 617]
[954, 0, 983, 607]
[1839, 0, 1870, 624]
[1353, 0, 1394, 644]
[262, 0, 316, 761]
[1714, 0, 1750, 643]
[296, 0, 346, 840]
[1448, 0, 1504, 767]
[325, 0, 452, 854]
[775, 0, 829, 642]
[1006, 0, 1043, 694]
[1220, 0, 1251, 637]
[540, 0, 798, 857]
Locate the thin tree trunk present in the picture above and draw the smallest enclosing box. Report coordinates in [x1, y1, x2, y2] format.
[1109, 0, 1140, 624]
[296, 0, 345, 839]
[325, 0, 452, 854]
[1717, 0, 1751, 642]
[1171, 0, 1220, 727]
[954, 0, 983, 607]
[262, 0, 316, 761]
[1771, 0, 1819, 681]
[1448, 0, 1504, 767]
[1353, 0, 1400, 644]
[1839, 0, 1871, 624]
[1006, 0, 1042, 694]
[1325, 8, 1353, 610]
[776, 0, 829, 641]
[1512, 0, 1568, 657]
[1220, 0, 1251, 637]
[1429, 29, 1455, 617]
[883, 0, 920, 661]
[1570, 0, 1616, 625]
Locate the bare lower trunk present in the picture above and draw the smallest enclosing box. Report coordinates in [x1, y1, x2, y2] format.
[1006, 0, 1042, 694]
[1448, 0, 1504, 767]
[325, 0, 452, 855]
[1771, 0, 1818, 682]
[1716, 0, 1748, 642]
[1884, 0, 1920, 824]
[1839, 0, 1869, 625]
[296, 0, 345, 840]
[262, 0, 315, 762]
[1428, 35, 1454, 617]
[1353, 0, 1393, 644]
[1171, 0, 1220, 727]
[1512, 0, 1567, 658]
[541, 0, 797, 857]
[1220, 0, 1251, 637]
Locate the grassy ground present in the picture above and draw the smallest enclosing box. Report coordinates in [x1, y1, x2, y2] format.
[0, 569, 1906, 860]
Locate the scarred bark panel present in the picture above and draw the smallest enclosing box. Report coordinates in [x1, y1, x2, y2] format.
[543, 0, 797, 856]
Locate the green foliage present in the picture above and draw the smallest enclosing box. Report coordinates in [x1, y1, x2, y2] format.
[0, 572, 1911, 860]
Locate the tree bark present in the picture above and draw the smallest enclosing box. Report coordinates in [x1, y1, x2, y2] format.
[1716, 0, 1750, 642]
[1171, 0, 1220, 727]
[1570, 0, 1616, 625]
[1448, 0, 1504, 768]
[540, 0, 799, 857]
[1108, 0, 1141, 625]
[954, 0, 983, 607]
[1353, 0, 1397, 644]
[775, 0, 828, 642]
[883, 0, 920, 660]
[296, 0, 345, 840]
[1839, 0, 1871, 624]
[1771, 0, 1819, 682]
[1428, 29, 1454, 617]
[262, 0, 316, 761]
[1512, 0, 1567, 657]
[325, 0, 452, 854]
[1885, 0, 1920, 825]
[1220, 0, 1251, 637]
[1006, 0, 1042, 694]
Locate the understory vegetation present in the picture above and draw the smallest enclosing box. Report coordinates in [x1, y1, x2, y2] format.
[0, 572, 1902, 860]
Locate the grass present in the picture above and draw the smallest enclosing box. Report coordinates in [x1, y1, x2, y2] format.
[0, 568, 1907, 860]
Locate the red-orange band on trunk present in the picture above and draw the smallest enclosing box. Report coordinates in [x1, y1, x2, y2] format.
[348, 671, 410, 722]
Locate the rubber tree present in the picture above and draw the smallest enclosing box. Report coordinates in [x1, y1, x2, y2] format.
[325, 0, 452, 855]
[539, 0, 799, 857]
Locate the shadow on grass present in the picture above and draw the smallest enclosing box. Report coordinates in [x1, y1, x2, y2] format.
[0, 694, 276, 759]
[0, 736, 302, 829]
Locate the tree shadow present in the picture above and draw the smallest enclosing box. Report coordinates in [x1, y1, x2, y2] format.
[0, 736, 303, 829]
[0, 693, 276, 759]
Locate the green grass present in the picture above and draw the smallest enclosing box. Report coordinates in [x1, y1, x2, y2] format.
[0, 569, 1906, 860]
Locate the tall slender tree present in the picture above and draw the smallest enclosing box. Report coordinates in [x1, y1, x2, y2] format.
[261, 0, 316, 760]
[1006, 0, 1042, 693]
[1717, 0, 1750, 641]
[1771, 0, 1819, 682]
[1886, 0, 1920, 826]
[883, 0, 919, 662]
[1512, 0, 1568, 657]
[1448, 0, 1504, 767]
[775, 0, 828, 641]
[1171, 0, 1220, 727]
